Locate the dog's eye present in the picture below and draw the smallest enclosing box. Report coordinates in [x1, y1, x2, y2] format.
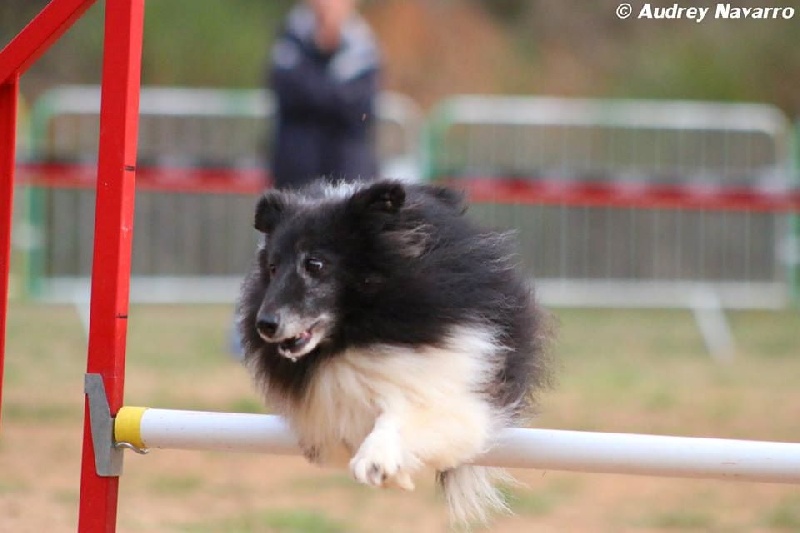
[304, 257, 325, 275]
[268, 263, 277, 277]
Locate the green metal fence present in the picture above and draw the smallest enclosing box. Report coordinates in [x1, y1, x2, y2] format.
[16, 89, 799, 311]
[424, 95, 795, 310]
[21, 85, 422, 302]
[791, 120, 800, 304]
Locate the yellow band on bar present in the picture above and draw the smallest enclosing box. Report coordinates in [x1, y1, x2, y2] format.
[114, 406, 149, 449]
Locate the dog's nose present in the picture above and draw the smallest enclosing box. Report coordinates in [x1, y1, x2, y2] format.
[256, 313, 280, 339]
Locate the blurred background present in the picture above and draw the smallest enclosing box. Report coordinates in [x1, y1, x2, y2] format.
[2, 1, 800, 531]
[3, 0, 800, 109]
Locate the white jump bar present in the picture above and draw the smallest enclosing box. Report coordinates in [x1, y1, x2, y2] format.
[115, 407, 800, 484]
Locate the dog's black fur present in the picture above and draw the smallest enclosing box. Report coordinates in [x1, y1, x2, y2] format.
[236, 180, 552, 524]
[238, 181, 549, 408]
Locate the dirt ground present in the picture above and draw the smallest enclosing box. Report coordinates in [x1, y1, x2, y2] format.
[1, 304, 799, 532]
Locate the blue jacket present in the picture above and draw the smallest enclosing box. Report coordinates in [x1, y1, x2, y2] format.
[268, 6, 381, 189]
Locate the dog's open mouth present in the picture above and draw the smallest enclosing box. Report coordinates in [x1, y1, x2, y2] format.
[278, 329, 313, 356]
[275, 321, 325, 361]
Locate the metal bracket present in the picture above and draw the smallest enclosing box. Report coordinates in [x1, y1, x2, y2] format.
[85, 373, 124, 477]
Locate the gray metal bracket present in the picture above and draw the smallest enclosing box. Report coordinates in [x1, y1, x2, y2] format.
[84, 373, 124, 477]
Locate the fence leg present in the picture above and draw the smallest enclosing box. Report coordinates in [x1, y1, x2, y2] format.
[690, 286, 735, 363]
[77, 0, 144, 531]
[0, 77, 19, 430]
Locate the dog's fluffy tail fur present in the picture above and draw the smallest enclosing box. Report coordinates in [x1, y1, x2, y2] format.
[437, 465, 514, 527]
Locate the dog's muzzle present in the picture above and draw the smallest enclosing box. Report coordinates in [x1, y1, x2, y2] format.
[256, 313, 325, 361]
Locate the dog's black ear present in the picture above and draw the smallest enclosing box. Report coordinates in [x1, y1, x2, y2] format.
[348, 181, 406, 215]
[254, 190, 288, 233]
[421, 184, 467, 214]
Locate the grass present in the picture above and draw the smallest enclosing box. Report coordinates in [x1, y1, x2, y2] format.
[288, 473, 368, 493]
[176, 509, 347, 533]
[0, 479, 28, 495]
[2, 302, 800, 532]
[1, 402, 82, 423]
[639, 509, 716, 530]
[225, 396, 268, 415]
[500, 477, 581, 517]
[149, 474, 205, 497]
[762, 495, 800, 530]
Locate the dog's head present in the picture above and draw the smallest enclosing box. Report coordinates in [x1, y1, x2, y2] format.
[248, 180, 465, 361]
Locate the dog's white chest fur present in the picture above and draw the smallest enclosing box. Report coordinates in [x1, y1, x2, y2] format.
[273, 325, 505, 472]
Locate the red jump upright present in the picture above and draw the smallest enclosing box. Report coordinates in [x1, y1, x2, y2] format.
[0, 0, 144, 531]
[0, 77, 18, 431]
[77, 1, 145, 531]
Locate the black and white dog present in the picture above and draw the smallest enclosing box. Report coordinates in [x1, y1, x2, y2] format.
[237, 180, 551, 525]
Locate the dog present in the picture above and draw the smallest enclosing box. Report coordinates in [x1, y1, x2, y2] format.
[236, 179, 552, 525]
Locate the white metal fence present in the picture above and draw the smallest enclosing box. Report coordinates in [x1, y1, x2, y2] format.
[425, 96, 795, 313]
[20, 85, 423, 303]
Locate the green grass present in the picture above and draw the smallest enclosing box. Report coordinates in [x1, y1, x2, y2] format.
[643, 387, 678, 412]
[225, 396, 267, 415]
[500, 477, 581, 517]
[728, 311, 800, 359]
[762, 496, 800, 530]
[288, 473, 368, 493]
[2, 304, 86, 386]
[125, 305, 234, 373]
[0, 479, 28, 495]
[1, 402, 82, 423]
[638, 509, 716, 530]
[4, 302, 800, 532]
[539, 308, 800, 436]
[176, 509, 347, 533]
[53, 488, 79, 508]
[149, 474, 205, 497]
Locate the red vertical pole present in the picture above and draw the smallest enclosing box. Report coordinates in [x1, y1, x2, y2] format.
[0, 77, 19, 430]
[77, 0, 144, 531]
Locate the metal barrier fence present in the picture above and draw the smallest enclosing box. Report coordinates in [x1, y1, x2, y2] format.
[19, 85, 423, 302]
[425, 96, 797, 311]
[792, 120, 800, 301]
[16, 91, 800, 321]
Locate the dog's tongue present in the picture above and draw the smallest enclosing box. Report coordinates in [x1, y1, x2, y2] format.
[280, 329, 313, 354]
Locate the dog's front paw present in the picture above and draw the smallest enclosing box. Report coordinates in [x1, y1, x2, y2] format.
[349, 433, 415, 491]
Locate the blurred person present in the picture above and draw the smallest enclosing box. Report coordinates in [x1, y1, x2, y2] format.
[267, 0, 381, 189]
